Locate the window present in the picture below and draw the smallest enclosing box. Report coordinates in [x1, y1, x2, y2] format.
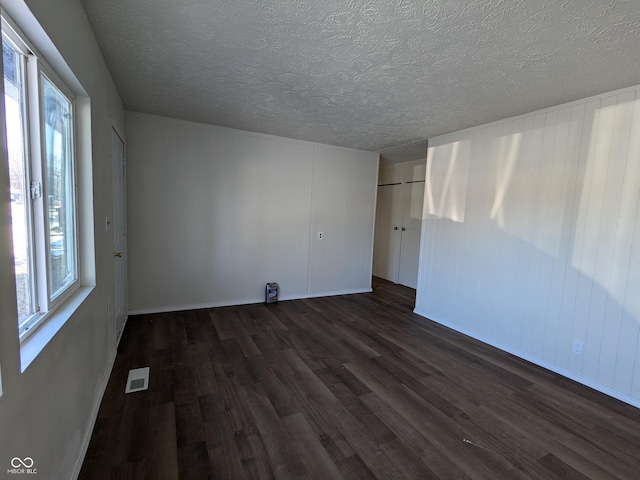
[3, 18, 79, 339]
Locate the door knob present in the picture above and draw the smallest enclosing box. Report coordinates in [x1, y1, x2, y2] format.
[114, 251, 123, 257]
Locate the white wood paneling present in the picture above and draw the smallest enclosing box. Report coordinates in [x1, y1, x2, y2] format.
[126, 113, 378, 312]
[309, 147, 378, 295]
[224, 134, 314, 303]
[416, 85, 640, 407]
[613, 91, 640, 395]
[541, 105, 577, 364]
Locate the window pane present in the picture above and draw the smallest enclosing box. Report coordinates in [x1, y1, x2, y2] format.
[3, 34, 35, 325]
[42, 75, 76, 300]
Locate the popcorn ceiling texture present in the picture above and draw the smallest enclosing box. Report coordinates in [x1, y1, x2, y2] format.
[81, 0, 640, 152]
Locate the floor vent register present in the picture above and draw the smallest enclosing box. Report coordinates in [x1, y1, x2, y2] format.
[125, 367, 150, 393]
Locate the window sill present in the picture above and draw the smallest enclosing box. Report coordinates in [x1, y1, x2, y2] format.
[20, 285, 94, 372]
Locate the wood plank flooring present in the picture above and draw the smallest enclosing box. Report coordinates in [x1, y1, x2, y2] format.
[79, 277, 640, 479]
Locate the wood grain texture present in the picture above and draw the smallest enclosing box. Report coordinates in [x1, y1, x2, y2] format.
[79, 277, 640, 479]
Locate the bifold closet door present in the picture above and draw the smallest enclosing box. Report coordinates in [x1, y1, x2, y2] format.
[373, 183, 403, 282]
[398, 181, 424, 289]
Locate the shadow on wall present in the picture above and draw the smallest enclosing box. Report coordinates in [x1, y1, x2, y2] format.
[419, 91, 640, 401]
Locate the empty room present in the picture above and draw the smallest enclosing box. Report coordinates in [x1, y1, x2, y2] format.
[1, 0, 640, 479]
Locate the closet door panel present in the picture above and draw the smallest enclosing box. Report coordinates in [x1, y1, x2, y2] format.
[373, 184, 403, 282]
[398, 181, 424, 288]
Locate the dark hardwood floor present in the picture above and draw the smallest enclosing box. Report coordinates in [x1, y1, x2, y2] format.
[79, 277, 640, 479]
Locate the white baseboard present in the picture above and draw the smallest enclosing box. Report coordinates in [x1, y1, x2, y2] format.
[413, 308, 640, 410]
[284, 288, 373, 301]
[70, 345, 119, 480]
[128, 288, 373, 316]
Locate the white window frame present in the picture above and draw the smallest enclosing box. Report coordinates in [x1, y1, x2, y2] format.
[2, 14, 80, 341]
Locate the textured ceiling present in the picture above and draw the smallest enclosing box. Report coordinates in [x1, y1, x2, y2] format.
[80, 0, 640, 153]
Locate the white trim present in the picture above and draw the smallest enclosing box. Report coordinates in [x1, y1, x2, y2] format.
[289, 288, 373, 300]
[70, 346, 118, 480]
[114, 313, 128, 346]
[128, 288, 373, 316]
[413, 308, 640, 410]
[3, 9, 86, 341]
[20, 286, 93, 371]
[1, 1, 86, 95]
[369, 154, 380, 283]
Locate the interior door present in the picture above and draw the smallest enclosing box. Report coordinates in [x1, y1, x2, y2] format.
[398, 181, 425, 289]
[373, 183, 403, 283]
[112, 129, 127, 343]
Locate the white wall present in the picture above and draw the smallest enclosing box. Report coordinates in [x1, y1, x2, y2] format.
[416, 85, 640, 407]
[0, 0, 124, 478]
[126, 112, 378, 313]
[378, 158, 426, 185]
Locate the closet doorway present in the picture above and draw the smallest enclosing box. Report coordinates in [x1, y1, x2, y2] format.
[373, 160, 425, 289]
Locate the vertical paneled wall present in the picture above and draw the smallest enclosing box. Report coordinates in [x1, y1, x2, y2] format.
[309, 147, 379, 294]
[126, 112, 378, 313]
[416, 86, 640, 406]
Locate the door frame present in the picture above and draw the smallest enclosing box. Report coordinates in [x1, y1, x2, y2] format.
[112, 127, 127, 345]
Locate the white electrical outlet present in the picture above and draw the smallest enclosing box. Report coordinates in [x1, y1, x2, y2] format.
[572, 340, 583, 356]
[318, 232, 323, 240]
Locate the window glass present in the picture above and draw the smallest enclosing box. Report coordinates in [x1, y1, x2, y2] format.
[3, 33, 35, 326]
[42, 74, 77, 300]
[2, 21, 81, 339]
